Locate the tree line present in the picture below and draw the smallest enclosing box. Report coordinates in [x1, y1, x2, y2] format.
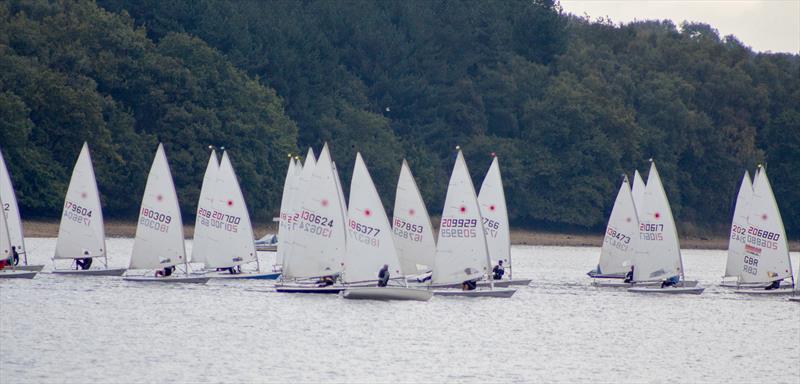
[1, 0, 797, 237]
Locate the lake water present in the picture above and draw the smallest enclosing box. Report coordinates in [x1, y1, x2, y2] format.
[1, 238, 798, 383]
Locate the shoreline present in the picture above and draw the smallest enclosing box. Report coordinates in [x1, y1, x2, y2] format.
[22, 220, 800, 251]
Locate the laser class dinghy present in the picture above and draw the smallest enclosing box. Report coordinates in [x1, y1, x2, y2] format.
[627, 161, 704, 295]
[0, 148, 44, 272]
[431, 148, 515, 298]
[194, 151, 278, 279]
[731, 167, 794, 295]
[393, 159, 436, 283]
[52, 143, 125, 276]
[720, 171, 764, 288]
[275, 144, 347, 293]
[341, 153, 431, 301]
[0, 195, 36, 279]
[124, 144, 208, 284]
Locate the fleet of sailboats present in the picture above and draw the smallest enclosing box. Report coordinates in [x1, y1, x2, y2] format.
[3, 141, 798, 302]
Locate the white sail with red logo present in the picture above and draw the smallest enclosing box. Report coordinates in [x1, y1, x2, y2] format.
[478, 155, 510, 267]
[54, 143, 106, 261]
[740, 167, 792, 284]
[191, 150, 219, 266]
[343, 153, 402, 283]
[392, 160, 436, 274]
[282, 143, 346, 279]
[130, 144, 187, 270]
[724, 171, 753, 279]
[432, 149, 491, 285]
[632, 161, 683, 282]
[596, 175, 640, 277]
[200, 151, 257, 269]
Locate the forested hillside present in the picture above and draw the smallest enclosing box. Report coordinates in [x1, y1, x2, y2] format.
[2, 0, 798, 236]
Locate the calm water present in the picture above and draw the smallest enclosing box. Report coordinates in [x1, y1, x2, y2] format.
[1, 238, 798, 383]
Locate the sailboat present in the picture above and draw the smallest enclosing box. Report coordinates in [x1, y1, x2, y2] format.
[342, 153, 431, 301]
[721, 171, 756, 287]
[732, 166, 794, 294]
[198, 151, 278, 279]
[275, 143, 347, 293]
[124, 144, 209, 284]
[431, 148, 515, 298]
[0, 149, 44, 272]
[274, 155, 297, 268]
[590, 175, 652, 287]
[628, 161, 704, 294]
[52, 143, 125, 276]
[190, 150, 219, 269]
[275, 148, 316, 273]
[393, 160, 436, 280]
[0, 195, 37, 279]
[477, 154, 531, 287]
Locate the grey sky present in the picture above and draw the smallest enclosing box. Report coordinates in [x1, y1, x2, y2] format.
[559, 0, 800, 54]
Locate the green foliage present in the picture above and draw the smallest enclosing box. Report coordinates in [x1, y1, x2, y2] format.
[2, 0, 798, 239]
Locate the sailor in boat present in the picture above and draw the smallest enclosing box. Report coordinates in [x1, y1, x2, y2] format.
[75, 250, 92, 270]
[461, 279, 478, 291]
[317, 275, 335, 287]
[155, 266, 175, 277]
[377, 264, 390, 287]
[623, 266, 634, 283]
[11, 246, 20, 266]
[765, 279, 782, 290]
[492, 260, 505, 280]
[660, 275, 680, 288]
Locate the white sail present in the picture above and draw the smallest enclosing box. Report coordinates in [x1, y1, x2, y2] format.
[275, 156, 296, 267]
[631, 169, 646, 216]
[598, 176, 640, 276]
[633, 162, 683, 282]
[392, 160, 436, 274]
[343, 153, 402, 282]
[54, 143, 106, 260]
[0, 148, 26, 258]
[740, 168, 792, 283]
[280, 149, 317, 268]
[130, 144, 187, 270]
[0, 196, 11, 263]
[433, 150, 491, 285]
[282, 143, 346, 279]
[191, 150, 219, 265]
[478, 156, 510, 266]
[198, 151, 257, 269]
[724, 171, 753, 278]
[332, 161, 348, 225]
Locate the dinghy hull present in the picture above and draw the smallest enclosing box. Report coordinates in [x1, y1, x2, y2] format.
[429, 278, 531, 289]
[720, 281, 770, 288]
[274, 284, 344, 294]
[343, 286, 432, 301]
[255, 245, 278, 252]
[0, 270, 37, 279]
[627, 286, 705, 294]
[586, 271, 626, 279]
[15, 264, 45, 272]
[205, 271, 281, 280]
[732, 287, 796, 295]
[789, 297, 800, 302]
[52, 268, 126, 276]
[597, 280, 699, 288]
[123, 275, 210, 284]
[433, 288, 516, 298]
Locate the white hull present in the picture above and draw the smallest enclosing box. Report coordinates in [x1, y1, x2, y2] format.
[52, 268, 126, 276]
[204, 271, 281, 280]
[124, 275, 209, 284]
[255, 245, 278, 252]
[628, 285, 705, 294]
[733, 287, 796, 295]
[342, 286, 432, 301]
[15, 264, 44, 272]
[433, 288, 516, 298]
[789, 297, 800, 302]
[274, 283, 344, 294]
[0, 270, 37, 279]
[428, 278, 531, 289]
[720, 281, 770, 288]
[595, 280, 699, 288]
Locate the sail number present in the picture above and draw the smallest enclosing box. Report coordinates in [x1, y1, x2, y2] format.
[63, 200, 93, 226]
[742, 255, 759, 276]
[441, 218, 477, 228]
[3, 202, 10, 211]
[441, 218, 478, 238]
[349, 219, 380, 247]
[747, 226, 780, 241]
[394, 218, 423, 233]
[639, 223, 664, 241]
[730, 224, 746, 243]
[301, 210, 334, 227]
[349, 219, 380, 236]
[298, 210, 333, 238]
[605, 227, 631, 250]
[140, 207, 171, 233]
[482, 218, 501, 238]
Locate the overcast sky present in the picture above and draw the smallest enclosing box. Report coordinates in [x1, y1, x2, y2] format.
[559, 0, 800, 54]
